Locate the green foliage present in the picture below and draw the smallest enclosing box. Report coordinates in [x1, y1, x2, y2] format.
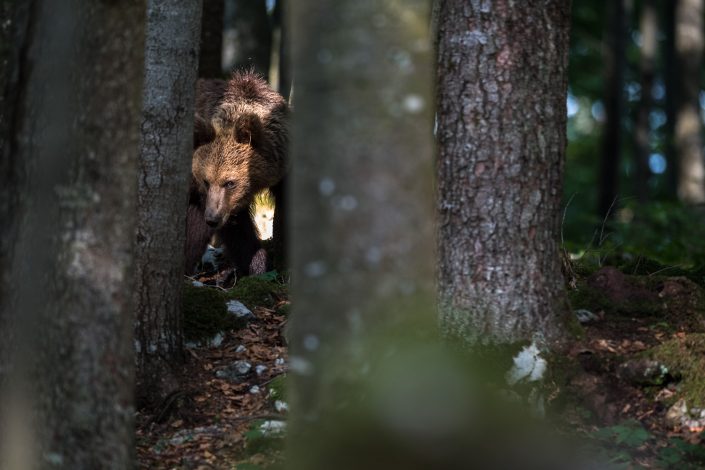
[564, 202, 705, 284]
[584, 420, 651, 467]
[267, 375, 287, 401]
[656, 436, 705, 468]
[243, 421, 285, 457]
[591, 420, 651, 447]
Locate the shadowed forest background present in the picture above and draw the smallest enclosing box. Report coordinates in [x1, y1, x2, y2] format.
[1, 0, 705, 469]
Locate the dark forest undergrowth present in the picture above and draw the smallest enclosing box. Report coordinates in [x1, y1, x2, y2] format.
[137, 249, 705, 469]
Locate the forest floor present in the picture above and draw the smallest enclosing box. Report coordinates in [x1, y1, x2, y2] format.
[136, 270, 289, 470]
[136, 259, 705, 469]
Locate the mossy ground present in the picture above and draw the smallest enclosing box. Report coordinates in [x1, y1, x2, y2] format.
[226, 275, 286, 310]
[182, 283, 235, 343]
[651, 333, 705, 408]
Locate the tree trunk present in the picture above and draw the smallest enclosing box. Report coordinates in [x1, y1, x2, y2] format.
[675, 0, 705, 204]
[223, 0, 272, 78]
[199, 0, 224, 78]
[634, 0, 657, 204]
[436, 0, 571, 346]
[288, 0, 434, 467]
[0, 1, 145, 467]
[663, 0, 679, 198]
[272, 0, 291, 100]
[135, 0, 202, 409]
[0, 1, 29, 375]
[598, 0, 627, 218]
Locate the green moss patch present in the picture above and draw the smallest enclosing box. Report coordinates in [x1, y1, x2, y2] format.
[182, 283, 240, 343]
[226, 276, 285, 310]
[651, 334, 705, 408]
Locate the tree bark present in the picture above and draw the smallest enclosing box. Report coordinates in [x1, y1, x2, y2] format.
[272, 0, 291, 100]
[436, 0, 571, 346]
[288, 0, 434, 467]
[634, 0, 657, 204]
[135, 0, 202, 409]
[0, 1, 145, 468]
[223, 0, 272, 78]
[199, 0, 224, 78]
[598, 0, 627, 218]
[663, 0, 679, 198]
[674, 0, 705, 204]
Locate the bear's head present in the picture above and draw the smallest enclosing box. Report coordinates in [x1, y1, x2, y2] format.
[192, 107, 266, 228]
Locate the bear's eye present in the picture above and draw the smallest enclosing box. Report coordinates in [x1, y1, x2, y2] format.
[224, 181, 236, 190]
[203, 179, 210, 189]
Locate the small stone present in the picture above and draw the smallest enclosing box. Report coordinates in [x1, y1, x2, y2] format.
[226, 300, 254, 320]
[255, 364, 268, 376]
[574, 309, 600, 323]
[666, 399, 688, 425]
[191, 281, 204, 287]
[259, 420, 286, 435]
[274, 357, 285, 366]
[235, 345, 246, 353]
[617, 359, 668, 386]
[208, 333, 224, 348]
[249, 385, 260, 394]
[215, 360, 252, 381]
[274, 400, 289, 413]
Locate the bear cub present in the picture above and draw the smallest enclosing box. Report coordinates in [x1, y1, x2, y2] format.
[185, 71, 288, 277]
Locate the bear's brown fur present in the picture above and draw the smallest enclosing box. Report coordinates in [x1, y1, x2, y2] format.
[185, 71, 288, 276]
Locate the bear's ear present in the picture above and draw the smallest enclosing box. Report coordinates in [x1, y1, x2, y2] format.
[233, 113, 264, 148]
[194, 114, 216, 148]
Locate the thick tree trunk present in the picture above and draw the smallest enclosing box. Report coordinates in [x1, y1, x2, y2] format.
[135, 0, 202, 409]
[223, 0, 272, 78]
[288, 0, 434, 467]
[0, 1, 145, 467]
[634, 0, 657, 204]
[675, 0, 705, 204]
[0, 2, 29, 376]
[199, 0, 224, 78]
[436, 0, 571, 346]
[598, 0, 627, 218]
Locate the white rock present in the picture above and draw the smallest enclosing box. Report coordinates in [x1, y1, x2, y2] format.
[274, 400, 289, 413]
[506, 343, 547, 386]
[209, 333, 224, 348]
[226, 300, 254, 319]
[574, 309, 600, 323]
[260, 420, 287, 435]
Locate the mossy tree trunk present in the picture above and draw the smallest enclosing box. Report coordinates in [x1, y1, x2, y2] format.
[135, 0, 202, 409]
[288, 1, 434, 468]
[674, 0, 705, 204]
[0, 1, 145, 467]
[436, 0, 571, 346]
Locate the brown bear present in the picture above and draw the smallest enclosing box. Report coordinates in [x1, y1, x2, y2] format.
[185, 70, 288, 277]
